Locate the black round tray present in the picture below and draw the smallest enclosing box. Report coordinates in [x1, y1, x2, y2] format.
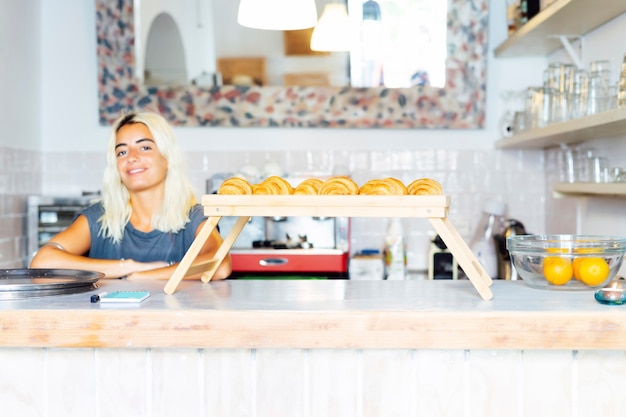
[0, 268, 103, 300]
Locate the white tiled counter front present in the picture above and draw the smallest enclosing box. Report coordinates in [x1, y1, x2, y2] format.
[1, 279, 625, 417]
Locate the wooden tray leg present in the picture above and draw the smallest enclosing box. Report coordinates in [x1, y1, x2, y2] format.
[201, 216, 250, 283]
[429, 217, 493, 301]
[164, 216, 221, 295]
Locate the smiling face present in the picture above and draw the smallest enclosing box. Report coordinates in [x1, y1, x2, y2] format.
[114, 122, 168, 194]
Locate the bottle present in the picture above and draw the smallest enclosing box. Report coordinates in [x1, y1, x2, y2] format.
[519, 0, 528, 26]
[506, 0, 519, 35]
[384, 218, 407, 280]
[469, 200, 507, 279]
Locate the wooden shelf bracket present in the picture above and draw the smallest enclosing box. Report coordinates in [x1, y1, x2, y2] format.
[548, 35, 584, 68]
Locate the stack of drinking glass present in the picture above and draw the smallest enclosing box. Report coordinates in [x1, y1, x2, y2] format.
[618, 55, 626, 108]
[521, 60, 618, 133]
[558, 144, 626, 184]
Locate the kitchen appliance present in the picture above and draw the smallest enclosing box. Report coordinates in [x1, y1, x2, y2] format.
[218, 215, 350, 278]
[26, 195, 100, 263]
[469, 200, 507, 279]
[428, 234, 459, 280]
[494, 219, 527, 280]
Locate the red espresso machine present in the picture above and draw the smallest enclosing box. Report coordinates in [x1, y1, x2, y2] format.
[217, 215, 350, 279]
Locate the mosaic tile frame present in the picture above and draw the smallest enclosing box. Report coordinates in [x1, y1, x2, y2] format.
[96, 0, 487, 128]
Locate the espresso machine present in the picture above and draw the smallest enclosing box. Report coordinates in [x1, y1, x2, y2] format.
[432, 218, 527, 281]
[207, 173, 350, 279]
[218, 215, 350, 279]
[428, 234, 459, 280]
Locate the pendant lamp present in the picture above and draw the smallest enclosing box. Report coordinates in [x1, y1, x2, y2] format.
[237, 0, 318, 31]
[310, 3, 352, 52]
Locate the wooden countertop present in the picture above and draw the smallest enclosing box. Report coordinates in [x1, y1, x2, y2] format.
[2, 279, 625, 350]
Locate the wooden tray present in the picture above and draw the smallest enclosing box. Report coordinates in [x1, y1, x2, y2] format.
[164, 195, 493, 300]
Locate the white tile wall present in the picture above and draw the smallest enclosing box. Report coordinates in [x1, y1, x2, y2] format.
[39, 148, 549, 272]
[0, 147, 42, 268]
[0, 146, 558, 270]
[1, 347, 625, 417]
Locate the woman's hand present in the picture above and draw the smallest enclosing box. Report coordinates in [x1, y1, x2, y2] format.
[123, 259, 170, 280]
[124, 257, 230, 281]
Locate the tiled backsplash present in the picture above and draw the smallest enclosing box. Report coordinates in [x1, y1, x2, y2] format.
[34, 148, 547, 273]
[0, 147, 42, 268]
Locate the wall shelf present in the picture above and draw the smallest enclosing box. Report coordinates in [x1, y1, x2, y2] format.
[495, 0, 626, 58]
[494, 0, 626, 200]
[553, 182, 626, 198]
[495, 107, 626, 149]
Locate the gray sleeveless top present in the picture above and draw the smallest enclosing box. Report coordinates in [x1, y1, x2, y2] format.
[78, 202, 206, 264]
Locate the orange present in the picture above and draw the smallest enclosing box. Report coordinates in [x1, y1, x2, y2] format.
[577, 257, 610, 286]
[572, 257, 584, 281]
[543, 257, 573, 285]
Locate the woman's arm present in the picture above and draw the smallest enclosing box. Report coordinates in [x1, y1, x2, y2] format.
[29, 215, 168, 278]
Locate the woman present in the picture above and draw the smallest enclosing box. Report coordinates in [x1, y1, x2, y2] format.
[30, 112, 231, 280]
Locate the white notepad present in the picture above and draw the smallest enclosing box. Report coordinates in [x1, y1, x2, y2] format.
[99, 291, 150, 303]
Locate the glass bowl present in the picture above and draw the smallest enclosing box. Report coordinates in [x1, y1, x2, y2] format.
[506, 234, 626, 290]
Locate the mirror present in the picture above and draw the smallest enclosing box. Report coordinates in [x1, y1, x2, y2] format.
[96, 0, 488, 128]
[136, 0, 447, 89]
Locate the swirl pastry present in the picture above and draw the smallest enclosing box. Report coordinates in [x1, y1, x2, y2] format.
[385, 177, 408, 195]
[359, 177, 408, 195]
[217, 177, 253, 195]
[407, 178, 444, 195]
[252, 175, 294, 195]
[293, 178, 324, 195]
[318, 176, 360, 195]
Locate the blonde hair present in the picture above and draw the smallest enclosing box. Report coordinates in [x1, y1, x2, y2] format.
[99, 112, 198, 243]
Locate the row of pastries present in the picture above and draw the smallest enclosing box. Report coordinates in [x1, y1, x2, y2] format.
[218, 176, 443, 196]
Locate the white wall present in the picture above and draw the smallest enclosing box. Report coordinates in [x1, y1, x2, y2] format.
[0, 0, 623, 268]
[41, 0, 102, 153]
[29, 0, 548, 274]
[0, 0, 44, 267]
[0, 0, 41, 150]
[39, 0, 546, 154]
[29, 0, 626, 269]
[22, 0, 626, 174]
